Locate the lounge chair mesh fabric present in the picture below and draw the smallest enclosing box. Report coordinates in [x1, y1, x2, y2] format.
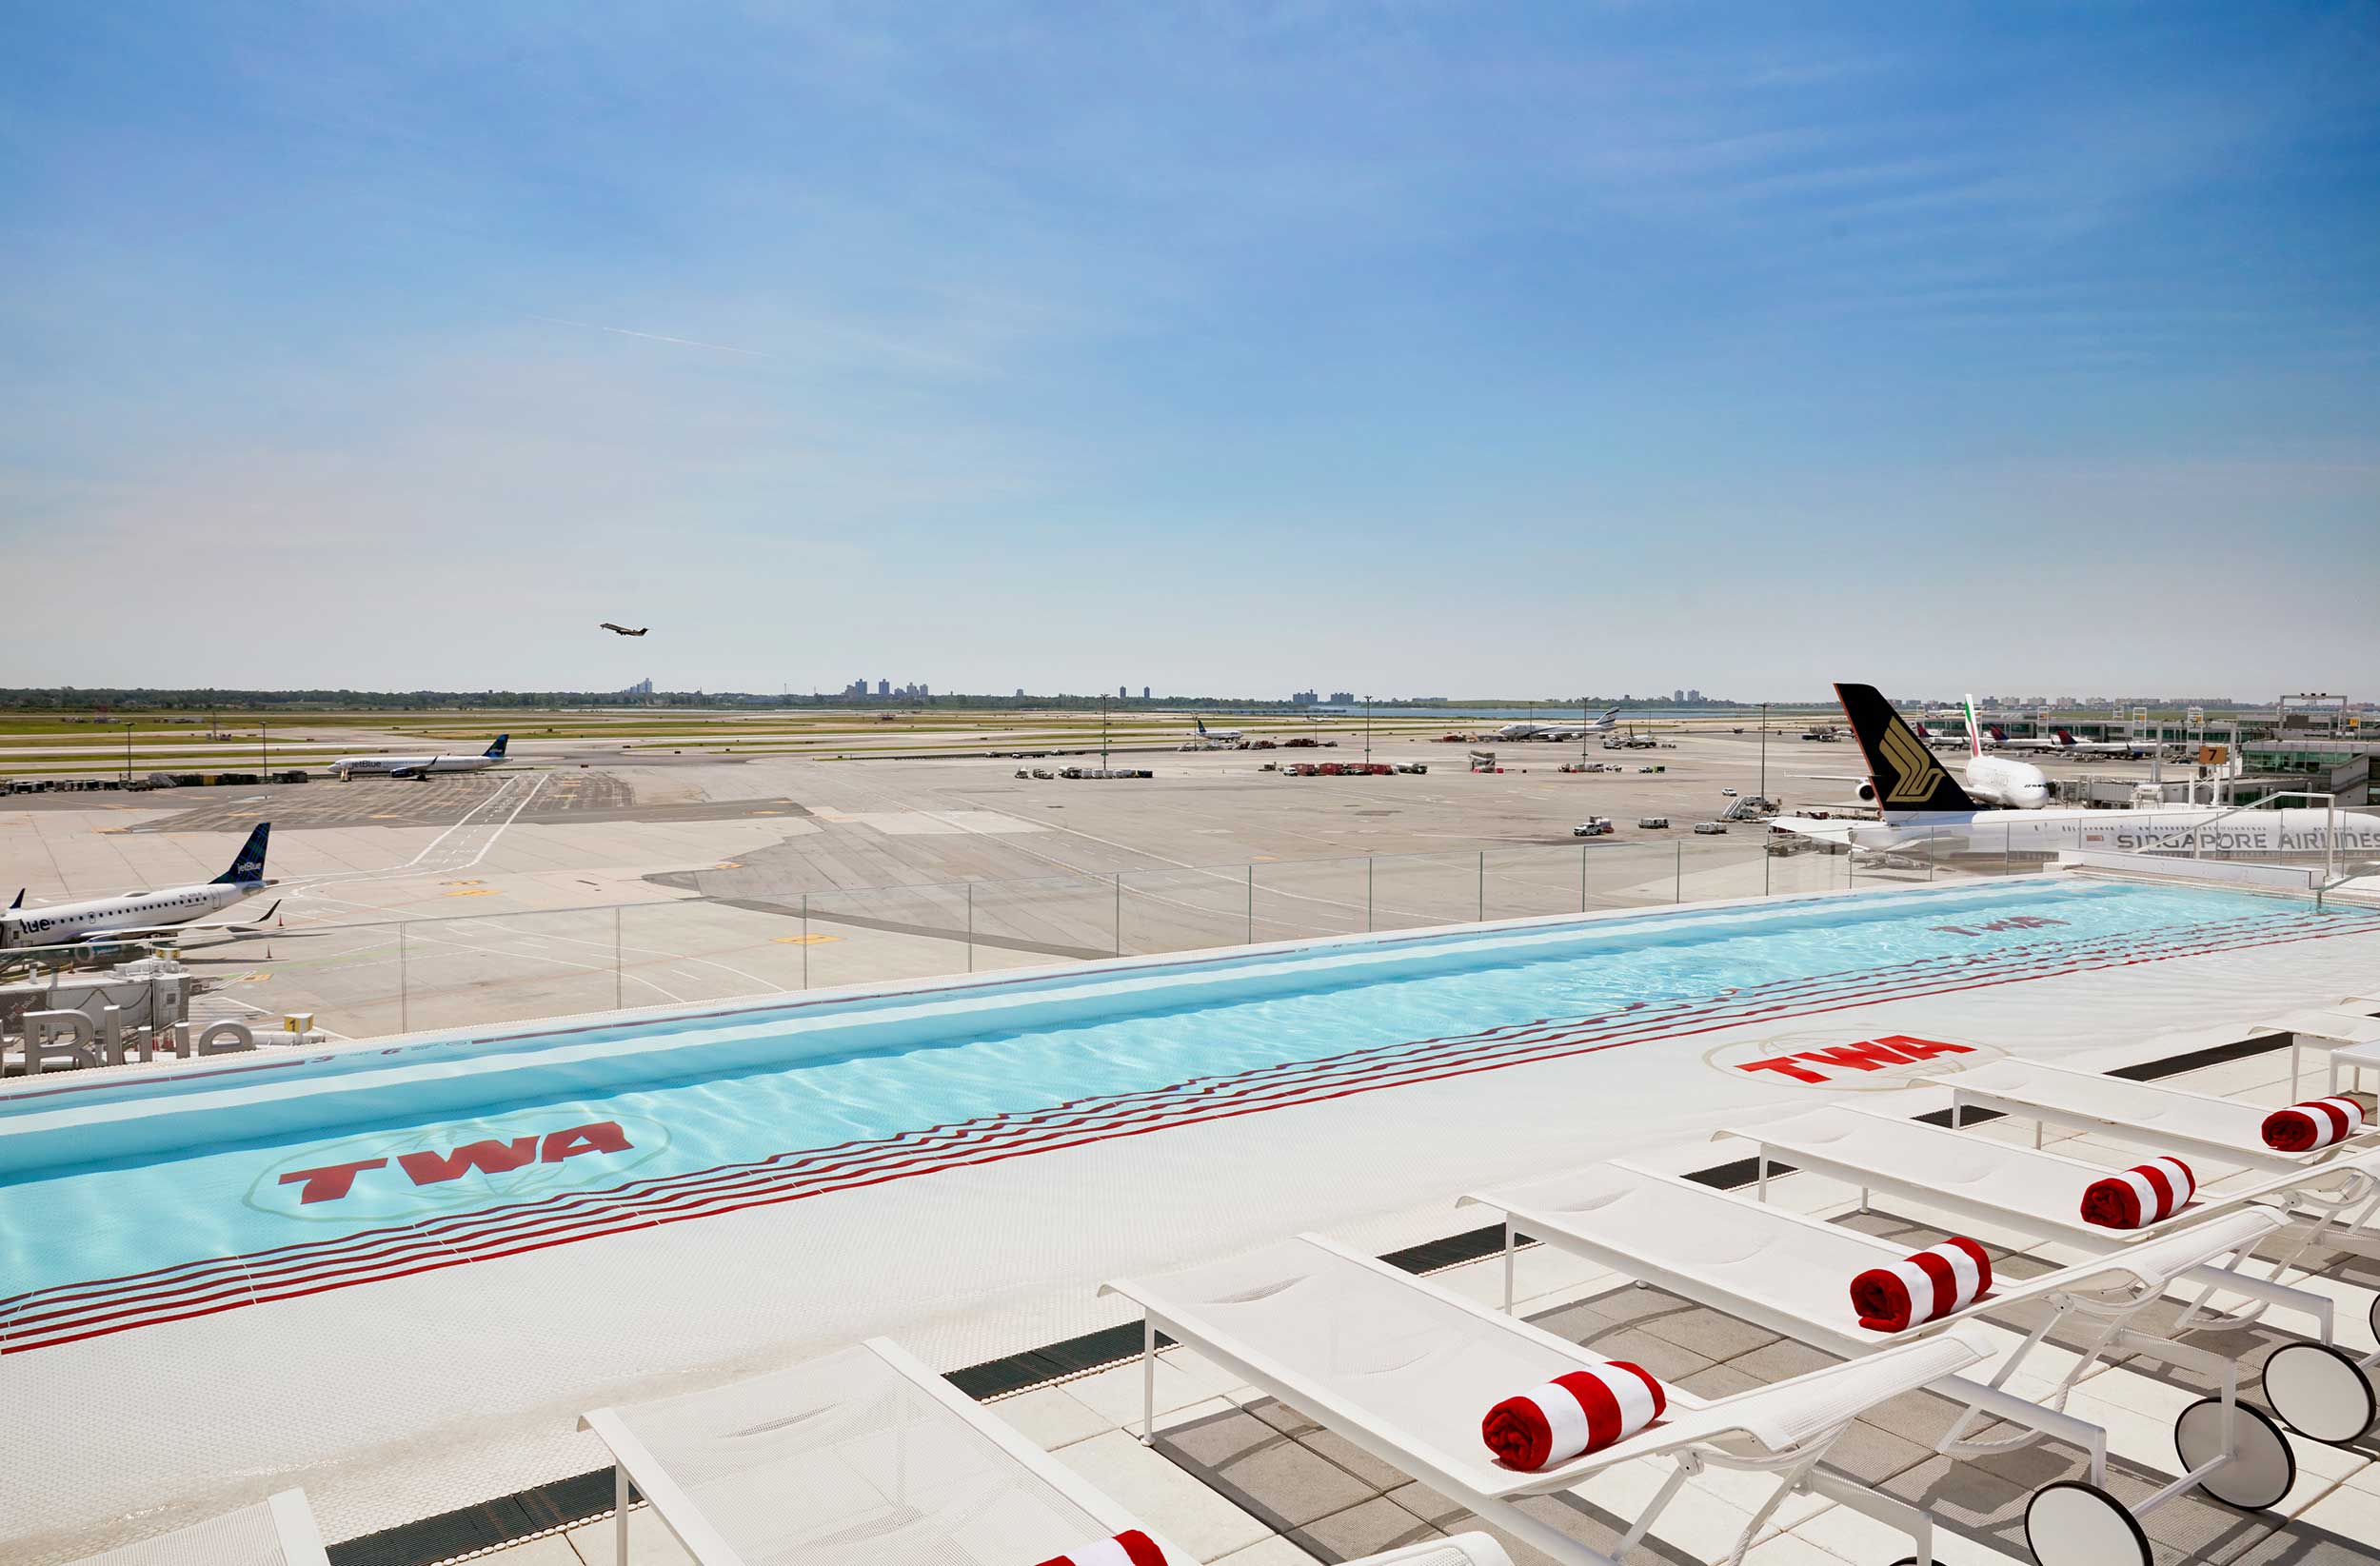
[605, 1345, 1113, 1566]
[1133, 1239, 1982, 1485]
[1947, 1061, 2296, 1154]
[64, 1499, 298, 1566]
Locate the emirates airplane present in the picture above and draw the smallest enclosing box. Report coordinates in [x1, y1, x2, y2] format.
[330, 734, 509, 780]
[1771, 685, 2380, 858]
[0, 824, 279, 950]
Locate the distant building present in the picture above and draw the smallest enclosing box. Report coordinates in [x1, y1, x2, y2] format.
[1328, 691, 1356, 705]
[1687, 688, 1700, 703]
[919, 684, 929, 701]
[1015, 687, 1026, 699]
[1121, 684, 1129, 699]
[1292, 690, 1319, 705]
[877, 679, 891, 697]
[1142, 685, 1151, 700]
[625, 677, 653, 697]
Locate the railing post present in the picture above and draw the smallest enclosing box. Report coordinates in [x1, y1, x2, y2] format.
[1246, 863, 1254, 944]
[802, 892, 810, 989]
[1477, 850, 1485, 922]
[1366, 857, 1374, 932]
[614, 905, 623, 1009]
[1580, 842, 1588, 912]
[966, 881, 975, 972]
[398, 922, 408, 1033]
[1674, 840, 1682, 903]
[1114, 872, 1121, 956]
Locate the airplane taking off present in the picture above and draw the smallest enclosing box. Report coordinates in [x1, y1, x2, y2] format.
[1193, 718, 1243, 743]
[0, 824, 279, 950]
[330, 735, 509, 780]
[1770, 686, 2380, 857]
[1497, 707, 1621, 742]
[600, 623, 648, 637]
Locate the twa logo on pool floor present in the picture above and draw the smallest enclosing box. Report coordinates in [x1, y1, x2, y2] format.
[1707, 1032, 2004, 1089]
[247, 1114, 669, 1222]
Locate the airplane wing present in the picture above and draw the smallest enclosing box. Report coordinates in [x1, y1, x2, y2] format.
[1766, 816, 1868, 845]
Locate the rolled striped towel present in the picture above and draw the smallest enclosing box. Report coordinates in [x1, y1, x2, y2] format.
[2263, 1095, 2370, 1153]
[1035, 1531, 1168, 1566]
[2080, 1157, 2196, 1229]
[1481, 1361, 1667, 1471]
[1851, 1237, 1993, 1333]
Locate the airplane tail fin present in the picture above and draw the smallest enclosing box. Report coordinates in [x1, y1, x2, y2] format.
[1835, 685, 1981, 813]
[1961, 695, 1986, 760]
[485, 734, 509, 759]
[213, 823, 270, 884]
[2054, 728, 2076, 745]
[1195, 718, 1207, 734]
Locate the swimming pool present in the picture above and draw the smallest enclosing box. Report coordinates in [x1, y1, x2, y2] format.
[3, 877, 2369, 1351]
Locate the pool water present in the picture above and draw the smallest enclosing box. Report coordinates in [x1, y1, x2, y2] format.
[3, 879, 2367, 1340]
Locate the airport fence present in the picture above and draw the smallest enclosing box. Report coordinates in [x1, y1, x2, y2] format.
[223, 828, 2091, 1040]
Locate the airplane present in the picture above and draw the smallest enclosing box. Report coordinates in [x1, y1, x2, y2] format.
[600, 623, 648, 637]
[0, 823, 280, 950]
[1193, 718, 1243, 743]
[1913, 721, 1963, 751]
[1988, 723, 2155, 761]
[1497, 707, 1621, 742]
[330, 734, 509, 780]
[1769, 685, 2380, 857]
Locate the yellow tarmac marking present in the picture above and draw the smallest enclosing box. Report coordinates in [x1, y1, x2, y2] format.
[772, 933, 839, 944]
[446, 888, 500, 898]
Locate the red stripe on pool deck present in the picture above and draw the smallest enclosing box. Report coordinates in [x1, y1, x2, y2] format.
[6, 907, 2373, 1353]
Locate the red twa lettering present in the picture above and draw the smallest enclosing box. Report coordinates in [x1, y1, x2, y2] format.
[1790, 1041, 1914, 1073]
[277, 1159, 387, 1204]
[1735, 1056, 1833, 1083]
[543, 1120, 630, 1162]
[1870, 1035, 1973, 1061]
[399, 1136, 541, 1186]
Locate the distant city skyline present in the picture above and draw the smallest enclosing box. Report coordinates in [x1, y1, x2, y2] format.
[5, 6, 2374, 697]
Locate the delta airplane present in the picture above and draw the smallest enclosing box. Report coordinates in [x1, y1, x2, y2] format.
[330, 734, 509, 780]
[0, 824, 279, 950]
[1990, 724, 2155, 761]
[1771, 686, 2380, 858]
[1497, 707, 1621, 742]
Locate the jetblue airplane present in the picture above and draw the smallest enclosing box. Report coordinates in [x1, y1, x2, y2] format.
[330, 734, 509, 780]
[0, 824, 279, 950]
[1193, 718, 1243, 743]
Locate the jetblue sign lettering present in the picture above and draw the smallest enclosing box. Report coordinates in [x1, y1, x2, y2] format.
[1706, 1032, 2002, 1090]
[248, 1113, 669, 1221]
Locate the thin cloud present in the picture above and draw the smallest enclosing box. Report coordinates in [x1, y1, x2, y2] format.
[528, 315, 767, 358]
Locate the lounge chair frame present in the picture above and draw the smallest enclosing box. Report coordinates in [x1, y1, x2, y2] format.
[1102, 1232, 1992, 1566]
[1462, 1166, 2301, 1566]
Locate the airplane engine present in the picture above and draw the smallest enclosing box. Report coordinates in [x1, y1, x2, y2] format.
[1855, 781, 1876, 803]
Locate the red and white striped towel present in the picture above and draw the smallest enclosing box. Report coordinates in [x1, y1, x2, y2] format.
[1850, 1237, 1993, 1332]
[1481, 1361, 1667, 1471]
[2263, 1097, 2368, 1153]
[1035, 1531, 1168, 1566]
[2080, 1157, 2195, 1229]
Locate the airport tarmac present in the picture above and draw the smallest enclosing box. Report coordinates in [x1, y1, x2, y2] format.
[1, 728, 2152, 1040]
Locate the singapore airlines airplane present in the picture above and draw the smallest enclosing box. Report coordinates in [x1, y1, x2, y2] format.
[1497, 707, 1621, 742]
[0, 824, 279, 950]
[1771, 686, 2380, 857]
[330, 734, 509, 780]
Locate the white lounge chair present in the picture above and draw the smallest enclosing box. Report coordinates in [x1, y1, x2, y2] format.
[2255, 1006, 2380, 1096]
[61, 1491, 327, 1566]
[1930, 1057, 2380, 1174]
[2332, 1036, 2380, 1094]
[1718, 1102, 2380, 1446]
[1460, 1164, 2300, 1566]
[579, 1337, 1514, 1566]
[1100, 1232, 1993, 1566]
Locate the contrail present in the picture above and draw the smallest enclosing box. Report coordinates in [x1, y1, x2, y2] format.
[529, 314, 765, 357]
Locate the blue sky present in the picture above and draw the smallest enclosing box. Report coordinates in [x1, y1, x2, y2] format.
[4, 3, 2376, 700]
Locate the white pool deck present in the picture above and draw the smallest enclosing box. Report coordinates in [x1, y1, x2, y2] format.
[7, 871, 2380, 1564]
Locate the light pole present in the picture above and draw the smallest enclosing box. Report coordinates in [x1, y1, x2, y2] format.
[1364, 695, 1372, 765]
[1580, 696, 1590, 768]
[123, 722, 134, 787]
[1101, 698, 1109, 773]
[261, 719, 269, 778]
[1759, 702, 1768, 802]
